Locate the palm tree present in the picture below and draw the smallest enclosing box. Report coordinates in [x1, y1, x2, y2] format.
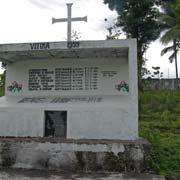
[161, 40, 180, 82]
[160, 0, 180, 88]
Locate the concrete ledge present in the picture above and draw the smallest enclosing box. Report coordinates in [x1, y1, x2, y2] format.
[0, 138, 150, 173]
[0, 137, 149, 144]
[0, 169, 165, 180]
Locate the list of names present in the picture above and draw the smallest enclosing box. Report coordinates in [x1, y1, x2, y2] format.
[28, 67, 99, 91]
[28, 69, 54, 91]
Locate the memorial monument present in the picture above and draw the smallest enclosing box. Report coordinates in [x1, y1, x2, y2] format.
[0, 39, 138, 140]
[0, 3, 150, 173]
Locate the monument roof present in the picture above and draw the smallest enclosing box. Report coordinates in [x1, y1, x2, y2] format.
[0, 40, 135, 64]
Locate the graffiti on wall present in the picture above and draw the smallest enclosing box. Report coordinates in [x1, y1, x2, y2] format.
[18, 97, 103, 103]
[115, 80, 129, 92]
[7, 81, 23, 93]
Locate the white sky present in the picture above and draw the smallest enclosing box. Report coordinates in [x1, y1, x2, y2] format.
[0, 0, 178, 78]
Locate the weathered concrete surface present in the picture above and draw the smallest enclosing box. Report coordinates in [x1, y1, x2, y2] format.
[0, 169, 165, 180]
[0, 138, 150, 173]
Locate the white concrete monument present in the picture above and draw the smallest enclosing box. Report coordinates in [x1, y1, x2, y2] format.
[0, 39, 138, 140]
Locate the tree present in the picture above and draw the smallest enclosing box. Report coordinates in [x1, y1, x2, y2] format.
[104, 0, 162, 90]
[161, 42, 180, 63]
[104, 18, 121, 39]
[71, 30, 81, 41]
[160, 0, 180, 43]
[160, 41, 180, 85]
[152, 66, 164, 79]
[160, 0, 180, 88]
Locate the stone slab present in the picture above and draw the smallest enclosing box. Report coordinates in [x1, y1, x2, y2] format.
[0, 169, 165, 180]
[0, 138, 150, 173]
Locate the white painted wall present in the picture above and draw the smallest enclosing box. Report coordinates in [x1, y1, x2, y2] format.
[0, 107, 44, 137]
[0, 95, 138, 139]
[68, 108, 138, 139]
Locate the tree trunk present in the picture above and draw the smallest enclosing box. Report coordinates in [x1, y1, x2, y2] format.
[174, 39, 179, 89]
[138, 55, 143, 92]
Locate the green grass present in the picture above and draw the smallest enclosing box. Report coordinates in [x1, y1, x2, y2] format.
[140, 90, 180, 120]
[140, 90, 180, 179]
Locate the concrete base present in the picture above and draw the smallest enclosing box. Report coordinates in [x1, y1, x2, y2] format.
[0, 168, 165, 180]
[0, 138, 150, 173]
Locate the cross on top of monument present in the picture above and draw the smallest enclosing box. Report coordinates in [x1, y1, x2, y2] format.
[52, 3, 87, 42]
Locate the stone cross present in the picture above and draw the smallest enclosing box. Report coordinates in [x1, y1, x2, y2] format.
[52, 3, 87, 42]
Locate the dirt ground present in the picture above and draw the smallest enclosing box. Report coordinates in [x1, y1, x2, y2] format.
[0, 169, 165, 180]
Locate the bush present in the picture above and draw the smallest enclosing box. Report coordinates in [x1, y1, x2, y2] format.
[0, 73, 5, 97]
[140, 90, 180, 120]
[140, 90, 180, 179]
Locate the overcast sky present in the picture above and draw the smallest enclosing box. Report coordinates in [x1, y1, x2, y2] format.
[0, 0, 178, 78]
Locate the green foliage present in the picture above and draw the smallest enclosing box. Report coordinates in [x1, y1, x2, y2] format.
[0, 73, 5, 97]
[160, 42, 180, 63]
[140, 124, 180, 179]
[160, 0, 180, 44]
[104, 0, 162, 89]
[117, 0, 161, 44]
[140, 90, 180, 179]
[159, 0, 180, 88]
[0, 88, 4, 97]
[104, 0, 125, 12]
[140, 90, 180, 117]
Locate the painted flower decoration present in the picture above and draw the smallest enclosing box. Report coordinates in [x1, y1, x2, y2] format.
[7, 81, 23, 93]
[115, 80, 129, 92]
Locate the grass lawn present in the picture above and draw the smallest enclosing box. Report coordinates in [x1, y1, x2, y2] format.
[140, 90, 180, 179]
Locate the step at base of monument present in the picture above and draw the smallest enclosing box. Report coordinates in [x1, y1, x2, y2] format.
[0, 138, 151, 173]
[0, 169, 165, 180]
